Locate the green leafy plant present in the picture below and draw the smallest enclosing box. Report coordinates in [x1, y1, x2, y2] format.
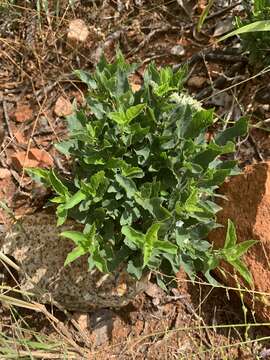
[220, 0, 270, 68]
[28, 52, 253, 285]
[221, 220, 257, 285]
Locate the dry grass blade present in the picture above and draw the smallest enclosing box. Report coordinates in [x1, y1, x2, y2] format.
[0, 253, 88, 359]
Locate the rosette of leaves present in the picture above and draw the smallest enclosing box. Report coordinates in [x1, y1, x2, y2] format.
[28, 52, 253, 286]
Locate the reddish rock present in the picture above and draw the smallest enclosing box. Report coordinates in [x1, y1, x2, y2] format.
[12, 104, 33, 123]
[54, 96, 73, 117]
[11, 148, 53, 171]
[209, 162, 270, 321]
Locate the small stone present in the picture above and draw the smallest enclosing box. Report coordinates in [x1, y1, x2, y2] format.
[187, 76, 206, 89]
[170, 45, 185, 57]
[213, 17, 234, 37]
[67, 19, 89, 43]
[90, 309, 114, 346]
[210, 92, 232, 108]
[12, 104, 33, 123]
[54, 96, 73, 117]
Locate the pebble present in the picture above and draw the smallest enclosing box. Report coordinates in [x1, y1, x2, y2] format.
[170, 45, 185, 57]
[187, 76, 206, 89]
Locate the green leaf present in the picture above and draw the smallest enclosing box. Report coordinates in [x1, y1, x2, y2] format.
[50, 196, 65, 204]
[194, 142, 235, 169]
[115, 174, 137, 198]
[48, 170, 69, 197]
[92, 249, 108, 273]
[156, 275, 168, 291]
[224, 219, 237, 249]
[154, 83, 176, 97]
[64, 190, 86, 209]
[56, 205, 67, 226]
[134, 194, 171, 221]
[200, 169, 232, 187]
[127, 259, 143, 279]
[135, 146, 150, 164]
[184, 188, 204, 213]
[219, 20, 270, 42]
[122, 166, 144, 178]
[204, 270, 220, 286]
[122, 226, 144, 249]
[197, 0, 214, 32]
[154, 240, 178, 254]
[54, 140, 75, 155]
[223, 240, 257, 261]
[143, 223, 161, 267]
[74, 69, 97, 89]
[108, 104, 145, 126]
[181, 109, 214, 139]
[64, 246, 87, 266]
[84, 222, 97, 239]
[60, 231, 88, 246]
[108, 159, 144, 178]
[108, 110, 127, 125]
[126, 103, 145, 122]
[82, 171, 109, 200]
[215, 118, 248, 146]
[26, 168, 49, 184]
[227, 258, 253, 286]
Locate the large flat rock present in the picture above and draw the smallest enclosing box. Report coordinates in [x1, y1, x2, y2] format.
[1, 212, 146, 311]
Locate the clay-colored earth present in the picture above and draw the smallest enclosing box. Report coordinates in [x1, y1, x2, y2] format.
[209, 161, 270, 321]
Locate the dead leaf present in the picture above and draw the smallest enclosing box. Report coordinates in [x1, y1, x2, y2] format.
[11, 104, 33, 123]
[54, 96, 73, 117]
[11, 149, 53, 171]
[29, 148, 54, 167]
